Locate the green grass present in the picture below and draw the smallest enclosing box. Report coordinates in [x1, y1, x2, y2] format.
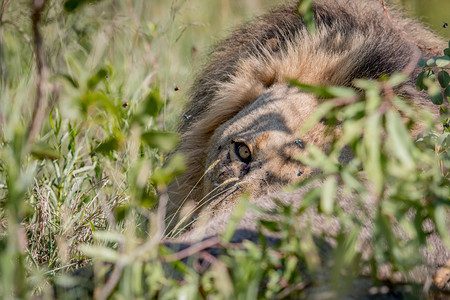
[0, 0, 285, 297]
[0, 0, 449, 299]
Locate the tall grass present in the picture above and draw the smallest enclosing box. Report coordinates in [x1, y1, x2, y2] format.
[0, 0, 284, 297]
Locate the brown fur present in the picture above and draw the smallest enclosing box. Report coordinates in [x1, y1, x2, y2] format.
[164, 1, 449, 296]
[167, 0, 444, 226]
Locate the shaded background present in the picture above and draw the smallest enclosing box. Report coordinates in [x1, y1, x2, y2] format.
[393, 0, 450, 40]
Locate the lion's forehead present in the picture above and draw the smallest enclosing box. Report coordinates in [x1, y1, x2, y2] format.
[213, 84, 319, 145]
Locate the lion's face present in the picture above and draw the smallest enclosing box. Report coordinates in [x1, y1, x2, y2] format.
[201, 84, 331, 212]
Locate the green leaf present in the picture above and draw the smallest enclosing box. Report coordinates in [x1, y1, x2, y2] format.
[297, 186, 321, 214]
[430, 92, 443, 105]
[78, 245, 119, 262]
[320, 177, 336, 215]
[87, 67, 110, 90]
[423, 70, 443, 104]
[424, 69, 435, 82]
[139, 191, 158, 208]
[151, 153, 185, 186]
[299, 226, 320, 271]
[388, 73, 408, 87]
[222, 195, 249, 242]
[436, 56, 450, 68]
[49, 109, 61, 136]
[93, 231, 125, 243]
[72, 164, 96, 176]
[297, 0, 316, 33]
[444, 48, 450, 57]
[141, 131, 179, 152]
[363, 113, 383, 196]
[94, 137, 120, 154]
[114, 206, 129, 223]
[341, 170, 365, 193]
[64, 0, 103, 12]
[416, 71, 426, 91]
[426, 58, 436, 67]
[386, 110, 415, 171]
[437, 132, 449, 149]
[59, 74, 80, 88]
[30, 142, 60, 160]
[374, 210, 395, 264]
[142, 89, 162, 117]
[88, 221, 96, 233]
[289, 80, 356, 98]
[298, 101, 336, 135]
[78, 91, 121, 118]
[301, 144, 339, 174]
[428, 81, 444, 105]
[259, 220, 280, 232]
[326, 86, 357, 98]
[424, 69, 435, 79]
[434, 204, 450, 248]
[332, 226, 360, 286]
[438, 71, 450, 88]
[445, 85, 450, 100]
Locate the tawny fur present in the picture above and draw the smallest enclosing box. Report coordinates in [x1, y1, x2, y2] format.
[164, 1, 450, 296]
[167, 0, 444, 224]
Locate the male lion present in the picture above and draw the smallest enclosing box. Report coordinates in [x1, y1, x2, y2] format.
[165, 0, 448, 297]
[167, 0, 444, 228]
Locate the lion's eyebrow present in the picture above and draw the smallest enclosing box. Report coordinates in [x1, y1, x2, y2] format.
[255, 132, 271, 149]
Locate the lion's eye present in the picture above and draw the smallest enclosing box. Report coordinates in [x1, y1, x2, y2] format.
[235, 142, 252, 164]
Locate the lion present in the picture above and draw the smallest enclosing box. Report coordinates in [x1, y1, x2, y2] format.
[166, 0, 444, 228]
[164, 0, 449, 297]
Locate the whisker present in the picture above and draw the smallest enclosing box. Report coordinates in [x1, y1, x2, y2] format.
[164, 159, 221, 233]
[166, 179, 243, 237]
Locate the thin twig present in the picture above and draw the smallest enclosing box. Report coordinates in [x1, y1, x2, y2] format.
[379, 45, 421, 115]
[381, 0, 435, 52]
[379, 82, 394, 115]
[0, 0, 12, 13]
[1, 20, 35, 62]
[0, 0, 11, 81]
[195, 250, 225, 273]
[0, 20, 5, 135]
[27, 0, 49, 145]
[162, 236, 221, 262]
[401, 45, 422, 77]
[0, 24, 5, 81]
[175, 22, 206, 43]
[333, 95, 360, 107]
[44, 261, 87, 275]
[96, 190, 169, 300]
[277, 281, 310, 298]
[96, 260, 126, 300]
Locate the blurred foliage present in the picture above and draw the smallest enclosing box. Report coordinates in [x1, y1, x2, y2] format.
[0, 0, 448, 299]
[417, 42, 450, 107]
[393, 0, 450, 40]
